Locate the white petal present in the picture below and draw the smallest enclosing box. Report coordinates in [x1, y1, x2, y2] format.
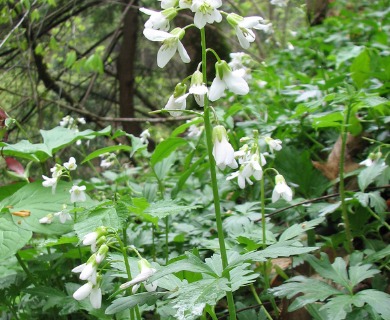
[238, 175, 246, 189]
[139, 8, 156, 16]
[72, 263, 86, 273]
[240, 16, 264, 28]
[89, 287, 102, 309]
[208, 76, 226, 101]
[272, 188, 280, 203]
[145, 281, 158, 292]
[80, 264, 95, 280]
[143, 28, 173, 42]
[83, 232, 98, 245]
[194, 12, 207, 28]
[177, 41, 191, 63]
[236, 27, 251, 49]
[157, 43, 177, 68]
[73, 282, 93, 301]
[224, 71, 249, 95]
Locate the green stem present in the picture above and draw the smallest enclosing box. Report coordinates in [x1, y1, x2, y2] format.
[200, 27, 236, 320]
[250, 284, 273, 320]
[117, 231, 141, 320]
[15, 252, 38, 287]
[339, 104, 354, 253]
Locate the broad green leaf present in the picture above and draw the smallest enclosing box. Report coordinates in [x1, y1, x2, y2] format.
[1, 181, 91, 235]
[335, 45, 364, 69]
[348, 263, 380, 287]
[105, 292, 165, 314]
[0, 215, 32, 260]
[358, 163, 387, 191]
[151, 137, 188, 166]
[351, 49, 371, 89]
[312, 112, 343, 129]
[320, 295, 356, 320]
[82, 145, 131, 163]
[269, 276, 341, 312]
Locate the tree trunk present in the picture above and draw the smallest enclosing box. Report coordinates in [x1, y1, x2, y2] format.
[306, 0, 330, 26]
[117, 1, 141, 135]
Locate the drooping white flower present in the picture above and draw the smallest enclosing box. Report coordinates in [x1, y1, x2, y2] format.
[139, 7, 177, 31]
[359, 152, 382, 167]
[187, 124, 202, 138]
[50, 164, 63, 179]
[190, 0, 222, 29]
[69, 185, 87, 203]
[42, 175, 58, 194]
[272, 174, 293, 203]
[95, 244, 109, 264]
[73, 281, 102, 309]
[39, 213, 54, 224]
[120, 258, 157, 293]
[140, 129, 151, 144]
[209, 60, 249, 101]
[264, 136, 282, 152]
[212, 125, 238, 170]
[77, 117, 86, 124]
[72, 255, 98, 284]
[64, 157, 77, 171]
[227, 13, 265, 49]
[82, 227, 107, 252]
[59, 115, 73, 127]
[159, 0, 178, 8]
[227, 153, 264, 188]
[164, 82, 189, 116]
[54, 206, 72, 223]
[179, 0, 192, 8]
[189, 70, 208, 106]
[144, 27, 190, 68]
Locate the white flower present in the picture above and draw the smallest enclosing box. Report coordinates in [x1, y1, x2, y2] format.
[140, 129, 151, 144]
[77, 117, 86, 124]
[179, 0, 192, 8]
[227, 154, 263, 188]
[82, 227, 107, 252]
[42, 175, 58, 194]
[360, 152, 382, 167]
[359, 158, 373, 167]
[264, 137, 282, 152]
[50, 164, 63, 178]
[100, 158, 114, 169]
[73, 282, 102, 309]
[187, 124, 202, 138]
[190, 0, 222, 29]
[209, 60, 249, 101]
[54, 210, 72, 223]
[69, 185, 87, 203]
[64, 157, 77, 171]
[164, 82, 189, 116]
[189, 70, 208, 106]
[143, 27, 190, 68]
[120, 259, 157, 293]
[272, 174, 293, 203]
[59, 115, 73, 127]
[212, 125, 238, 170]
[227, 14, 265, 49]
[39, 214, 54, 224]
[139, 7, 176, 31]
[159, 0, 177, 8]
[72, 257, 98, 284]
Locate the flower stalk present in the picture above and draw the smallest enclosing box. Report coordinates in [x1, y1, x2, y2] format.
[200, 27, 236, 320]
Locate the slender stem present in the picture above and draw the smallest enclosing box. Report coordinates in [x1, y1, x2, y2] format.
[200, 27, 236, 320]
[261, 178, 266, 250]
[15, 252, 38, 287]
[339, 103, 354, 253]
[250, 284, 273, 320]
[117, 231, 141, 320]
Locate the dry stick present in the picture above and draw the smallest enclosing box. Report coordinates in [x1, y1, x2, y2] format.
[254, 184, 390, 223]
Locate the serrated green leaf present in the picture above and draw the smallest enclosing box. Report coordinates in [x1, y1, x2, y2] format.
[355, 290, 390, 319]
[269, 276, 341, 312]
[358, 163, 387, 191]
[106, 292, 165, 314]
[320, 295, 356, 320]
[151, 137, 188, 166]
[348, 263, 380, 287]
[82, 145, 131, 163]
[145, 200, 199, 221]
[279, 217, 325, 242]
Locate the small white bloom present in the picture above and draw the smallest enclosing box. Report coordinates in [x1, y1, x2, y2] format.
[54, 210, 72, 223]
[164, 82, 189, 116]
[140, 129, 151, 144]
[189, 70, 208, 106]
[159, 0, 177, 8]
[227, 14, 265, 49]
[100, 158, 114, 169]
[144, 27, 190, 68]
[59, 115, 72, 127]
[191, 0, 222, 29]
[50, 164, 63, 179]
[39, 214, 54, 224]
[264, 137, 282, 152]
[77, 117, 86, 124]
[73, 282, 102, 309]
[212, 125, 238, 170]
[209, 60, 249, 101]
[64, 157, 77, 171]
[179, 0, 192, 8]
[359, 158, 373, 167]
[83, 231, 98, 247]
[272, 174, 293, 203]
[187, 124, 202, 138]
[139, 7, 175, 31]
[72, 256, 98, 284]
[69, 185, 87, 203]
[120, 259, 157, 293]
[95, 244, 109, 264]
[42, 175, 58, 194]
[359, 152, 382, 167]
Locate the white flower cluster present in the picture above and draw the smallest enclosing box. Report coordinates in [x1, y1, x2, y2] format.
[59, 116, 86, 146]
[41, 157, 87, 211]
[99, 152, 116, 169]
[72, 227, 108, 309]
[39, 204, 72, 224]
[140, 0, 271, 115]
[120, 257, 157, 294]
